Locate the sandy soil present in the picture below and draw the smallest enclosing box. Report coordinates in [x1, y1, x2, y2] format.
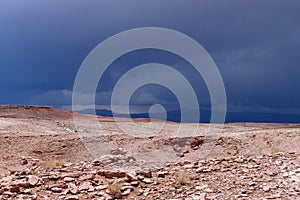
[0, 105, 299, 173]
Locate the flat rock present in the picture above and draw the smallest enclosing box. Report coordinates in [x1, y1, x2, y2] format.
[104, 171, 126, 178]
[79, 182, 92, 191]
[65, 196, 79, 200]
[68, 183, 78, 194]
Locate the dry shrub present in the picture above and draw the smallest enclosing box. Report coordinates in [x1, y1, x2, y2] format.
[40, 160, 65, 169]
[175, 173, 192, 186]
[107, 182, 123, 196]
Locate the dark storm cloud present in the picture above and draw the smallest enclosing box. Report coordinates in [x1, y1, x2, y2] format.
[0, 0, 299, 121]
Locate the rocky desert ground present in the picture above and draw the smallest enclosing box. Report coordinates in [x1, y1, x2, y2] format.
[0, 106, 299, 200]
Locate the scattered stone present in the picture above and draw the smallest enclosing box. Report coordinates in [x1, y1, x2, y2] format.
[92, 159, 102, 166]
[51, 187, 63, 193]
[199, 193, 207, 200]
[65, 196, 79, 200]
[196, 167, 204, 173]
[121, 185, 134, 192]
[2, 191, 14, 196]
[122, 188, 131, 196]
[137, 171, 152, 178]
[263, 186, 271, 192]
[79, 182, 92, 191]
[95, 185, 107, 191]
[195, 185, 207, 191]
[28, 175, 39, 186]
[64, 177, 74, 182]
[68, 183, 78, 194]
[0, 151, 299, 199]
[142, 178, 152, 184]
[282, 172, 289, 178]
[103, 171, 126, 178]
[130, 181, 139, 187]
[49, 174, 60, 180]
[9, 185, 20, 192]
[79, 174, 94, 181]
[22, 188, 32, 194]
[158, 171, 169, 178]
[20, 158, 28, 165]
[126, 172, 137, 181]
[12, 180, 30, 188]
[110, 148, 127, 155]
[203, 188, 214, 193]
[190, 137, 204, 148]
[266, 193, 282, 199]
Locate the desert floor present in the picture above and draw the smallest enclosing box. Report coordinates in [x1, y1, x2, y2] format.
[0, 106, 299, 199]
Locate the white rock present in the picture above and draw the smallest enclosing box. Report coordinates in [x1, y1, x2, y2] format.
[122, 188, 131, 196]
[199, 193, 207, 200]
[96, 185, 107, 191]
[65, 196, 79, 200]
[28, 175, 39, 186]
[79, 182, 91, 191]
[51, 187, 63, 193]
[64, 177, 74, 182]
[68, 183, 78, 194]
[142, 178, 152, 184]
[263, 186, 271, 192]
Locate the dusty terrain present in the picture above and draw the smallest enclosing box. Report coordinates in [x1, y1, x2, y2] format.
[0, 106, 299, 199]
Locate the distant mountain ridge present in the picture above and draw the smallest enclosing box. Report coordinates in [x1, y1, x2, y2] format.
[78, 108, 300, 123]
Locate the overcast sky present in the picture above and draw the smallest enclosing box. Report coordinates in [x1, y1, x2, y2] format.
[0, 0, 299, 122]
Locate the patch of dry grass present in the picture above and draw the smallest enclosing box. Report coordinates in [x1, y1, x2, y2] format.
[174, 173, 192, 186]
[107, 182, 123, 196]
[40, 160, 65, 169]
[271, 147, 285, 154]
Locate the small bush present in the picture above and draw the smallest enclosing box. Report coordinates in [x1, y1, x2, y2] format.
[107, 182, 123, 196]
[175, 173, 192, 186]
[40, 160, 65, 169]
[271, 147, 285, 154]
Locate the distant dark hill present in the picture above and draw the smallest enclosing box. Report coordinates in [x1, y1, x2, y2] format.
[77, 108, 300, 123]
[226, 111, 300, 123]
